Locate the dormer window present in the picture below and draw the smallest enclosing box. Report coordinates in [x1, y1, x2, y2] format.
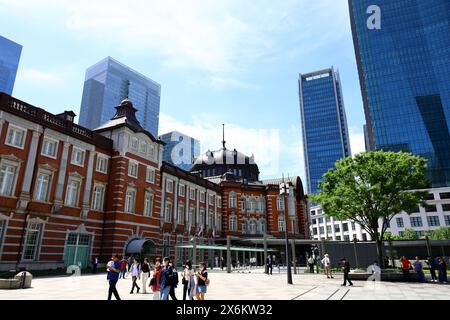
[140, 140, 148, 153]
[130, 137, 139, 150]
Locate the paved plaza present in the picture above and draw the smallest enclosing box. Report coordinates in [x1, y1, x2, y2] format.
[1, 268, 449, 300]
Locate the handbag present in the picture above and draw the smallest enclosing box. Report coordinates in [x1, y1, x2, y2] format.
[182, 278, 187, 285]
[149, 277, 156, 286]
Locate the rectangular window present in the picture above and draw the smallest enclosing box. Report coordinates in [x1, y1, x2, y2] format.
[188, 207, 195, 225]
[442, 204, 450, 212]
[444, 216, 450, 226]
[334, 224, 340, 232]
[343, 223, 349, 232]
[96, 156, 108, 174]
[425, 205, 437, 213]
[200, 192, 205, 203]
[326, 225, 332, 233]
[335, 236, 341, 241]
[216, 214, 222, 231]
[313, 227, 318, 235]
[166, 180, 173, 193]
[177, 204, 184, 224]
[410, 217, 423, 227]
[139, 140, 148, 153]
[130, 137, 139, 150]
[344, 235, 350, 241]
[440, 192, 450, 200]
[426, 193, 435, 200]
[23, 222, 42, 260]
[209, 194, 215, 205]
[0, 164, 17, 196]
[71, 148, 85, 167]
[190, 189, 196, 200]
[165, 202, 172, 223]
[125, 189, 136, 213]
[396, 217, 404, 228]
[229, 194, 236, 208]
[145, 167, 155, 183]
[318, 217, 324, 224]
[229, 216, 237, 231]
[319, 226, 324, 234]
[427, 216, 440, 227]
[143, 191, 153, 217]
[277, 197, 284, 211]
[41, 138, 58, 158]
[312, 219, 317, 225]
[179, 184, 185, 197]
[34, 172, 51, 202]
[128, 161, 138, 178]
[6, 125, 26, 149]
[91, 184, 105, 211]
[217, 196, 221, 208]
[278, 217, 285, 232]
[351, 222, 356, 231]
[65, 179, 80, 207]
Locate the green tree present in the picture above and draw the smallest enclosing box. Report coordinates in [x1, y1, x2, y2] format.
[311, 151, 429, 268]
[401, 228, 420, 240]
[430, 227, 450, 240]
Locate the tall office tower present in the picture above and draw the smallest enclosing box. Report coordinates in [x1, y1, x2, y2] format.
[299, 67, 352, 195]
[0, 36, 22, 95]
[79, 57, 161, 137]
[349, 0, 450, 187]
[160, 131, 200, 171]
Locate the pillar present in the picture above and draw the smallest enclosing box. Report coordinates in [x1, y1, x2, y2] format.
[291, 239, 297, 274]
[192, 237, 197, 266]
[226, 236, 231, 273]
[263, 233, 268, 273]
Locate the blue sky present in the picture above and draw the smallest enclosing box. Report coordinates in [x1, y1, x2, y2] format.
[0, 0, 366, 182]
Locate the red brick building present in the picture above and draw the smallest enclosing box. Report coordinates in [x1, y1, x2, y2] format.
[0, 93, 308, 271]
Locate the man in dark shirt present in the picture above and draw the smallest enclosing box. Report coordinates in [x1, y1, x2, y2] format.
[341, 258, 353, 287]
[107, 254, 121, 300]
[159, 257, 173, 300]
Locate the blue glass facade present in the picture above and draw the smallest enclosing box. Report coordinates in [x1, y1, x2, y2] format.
[160, 131, 200, 171]
[349, 0, 450, 187]
[0, 36, 22, 95]
[299, 68, 351, 195]
[79, 57, 161, 137]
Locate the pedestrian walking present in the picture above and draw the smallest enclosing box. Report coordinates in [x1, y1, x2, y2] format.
[308, 256, 315, 273]
[437, 256, 448, 284]
[266, 255, 273, 275]
[106, 254, 121, 300]
[195, 262, 209, 300]
[341, 258, 353, 286]
[400, 256, 411, 282]
[321, 254, 333, 279]
[150, 257, 162, 300]
[119, 257, 127, 279]
[413, 256, 426, 283]
[169, 262, 178, 300]
[367, 261, 381, 282]
[129, 258, 141, 294]
[93, 256, 99, 274]
[141, 258, 150, 293]
[127, 255, 133, 272]
[159, 257, 174, 300]
[182, 260, 195, 300]
[425, 256, 438, 283]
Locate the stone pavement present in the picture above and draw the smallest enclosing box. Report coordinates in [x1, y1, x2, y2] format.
[1, 268, 449, 300]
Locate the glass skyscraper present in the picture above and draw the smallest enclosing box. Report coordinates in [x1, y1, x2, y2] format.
[160, 131, 200, 171]
[349, 0, 450, 187]
[79, 57, 161, 137]
[0, 35, 22, 95]
[299, 67, 351, 195]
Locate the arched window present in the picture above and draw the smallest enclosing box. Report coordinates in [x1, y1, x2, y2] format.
[229, 192, 237, 208]
[229, 215, 237, 231]
[249, 220, 257, 234]
[215, 214, 222, 231]
[278, 216, 285, 232]
[242, 220, 248, 234]
[259, 219, 266, 234]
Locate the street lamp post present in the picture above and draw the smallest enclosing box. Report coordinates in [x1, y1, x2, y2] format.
[280, 179, 293, 285]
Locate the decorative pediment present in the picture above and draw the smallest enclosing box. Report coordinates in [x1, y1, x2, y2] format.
[68, 171, 84, 180]
[38, 163, 57, 172]
[127, 181, 137, 188]
[0, 154, 23, 163]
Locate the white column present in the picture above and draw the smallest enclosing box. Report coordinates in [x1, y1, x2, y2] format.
[160, 175, 166, 227]
[55, 142, 70, 201]
[81, 150, 95, 217]
[17, 130, 41, 211]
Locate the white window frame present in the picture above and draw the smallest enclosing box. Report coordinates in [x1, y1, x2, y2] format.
[165, 201, 173, 223]
[215, 214, 222, 230]
[22, 221, 43, 261]
[5, 124, 26, 149]
[278, 216, 285, 232]
[65, 177, 81, 207]
[139, 140, 148, 154]
[229, 215, 237, 231]
[217, 196, 222, 208]
[71, 147, 85, 167]
[143, 190, 153, 217]
[0, 159, 19, 197]
[146, 166, 155, 183]
[128, 160, 139, 178]
[41, 137, 58, 159]
[33, 170, 52, 202]
[229, 192, 237, 208]
[96, 154, 109, 174]
[179, 184, 185, 197]
[166, 180, 174, 193]
[91, 183, 106, 211]
[200, 192, 206, 203]
[125, 187, 136, 213]
[277, 196, 285, 211]
[177, 203, 184, 225]
[190, 188, 196, 200]
[130, 136, 139, 150]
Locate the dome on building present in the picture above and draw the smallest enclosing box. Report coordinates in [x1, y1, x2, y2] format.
[190, 125, 260, 181]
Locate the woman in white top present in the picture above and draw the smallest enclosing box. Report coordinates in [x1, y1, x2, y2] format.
[181, 260, 196, 300]
[129, 258, 141, 294]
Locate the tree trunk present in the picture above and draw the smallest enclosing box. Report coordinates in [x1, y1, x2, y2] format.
[376, 238, 384, 270]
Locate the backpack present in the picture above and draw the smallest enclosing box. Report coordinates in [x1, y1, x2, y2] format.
[170, 270, 179, 286]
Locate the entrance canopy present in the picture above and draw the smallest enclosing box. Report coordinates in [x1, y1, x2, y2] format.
[126, 239, 154, 254]
[175, 244, 276, 252]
